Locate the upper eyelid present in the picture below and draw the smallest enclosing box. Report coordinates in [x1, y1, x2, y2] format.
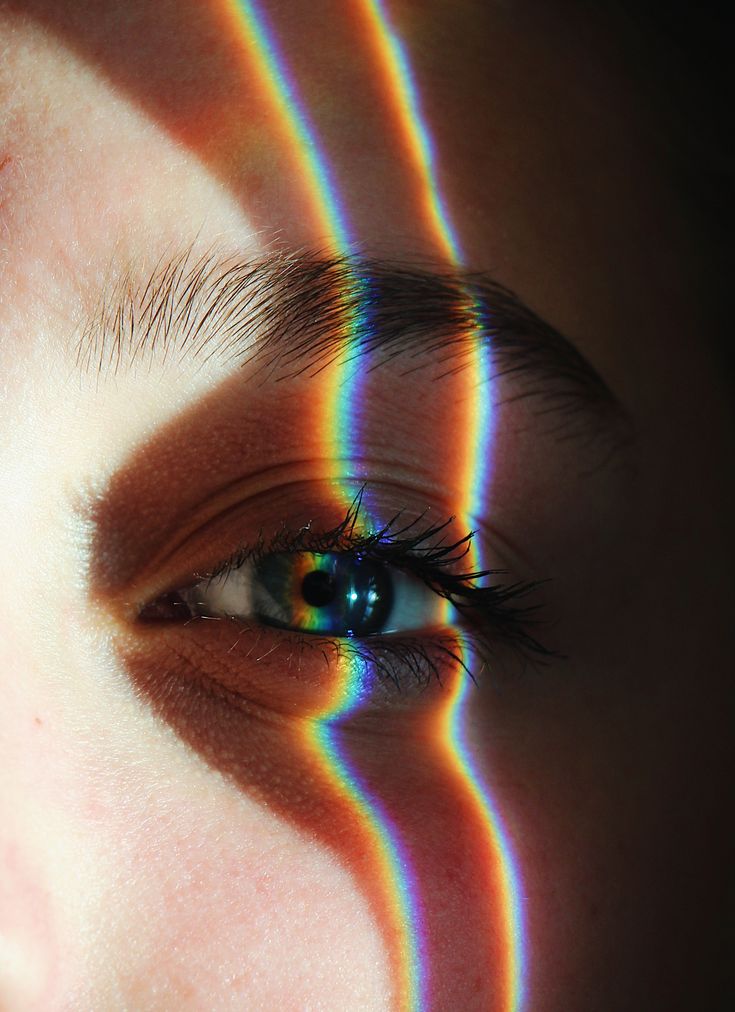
[197, 505, 475, 585]
[180, 515, 549, 647]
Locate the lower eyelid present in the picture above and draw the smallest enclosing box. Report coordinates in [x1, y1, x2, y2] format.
[127, 616, 466, 721]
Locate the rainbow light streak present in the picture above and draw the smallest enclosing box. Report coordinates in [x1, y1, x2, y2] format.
[441, 298, 526, 1012]
[306, 655, 424, 1010]
[223, 3, 425, 1007]
[223, 0, 351, 253]
[359, 0, 461, 263]
[356, 3, 526, 1007]
[221, 1, 524, 1005]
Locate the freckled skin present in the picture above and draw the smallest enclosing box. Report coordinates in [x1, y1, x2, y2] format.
[0, 3, 732, 1010]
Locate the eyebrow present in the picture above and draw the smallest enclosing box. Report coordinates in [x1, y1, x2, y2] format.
[75, 248, 628, 449]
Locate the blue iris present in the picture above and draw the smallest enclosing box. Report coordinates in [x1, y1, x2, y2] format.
[254, 552, 394, 637]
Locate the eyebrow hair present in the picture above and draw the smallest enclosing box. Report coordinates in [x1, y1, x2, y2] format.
[75, 247, 629, 451]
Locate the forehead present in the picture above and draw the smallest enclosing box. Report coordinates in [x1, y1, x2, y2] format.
[0, 0, 718, 428]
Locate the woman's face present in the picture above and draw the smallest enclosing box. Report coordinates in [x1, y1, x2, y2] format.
[0, 2, 731, 1009]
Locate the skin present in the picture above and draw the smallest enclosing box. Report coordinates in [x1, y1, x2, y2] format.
[0, 2, 732, 1009]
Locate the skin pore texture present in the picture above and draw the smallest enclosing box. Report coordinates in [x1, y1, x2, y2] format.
[0, 2, 732, 1010]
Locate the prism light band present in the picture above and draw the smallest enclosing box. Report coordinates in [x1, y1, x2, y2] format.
[357, 3, 526, 1006]
[359, 0, 461, 262]
[440, 299, 526, 1012]
[306, 657, 425, 1010]
[218, 2, 524, 1008]
[222, 0, 351, 254]
[221, 3, 425, 1007]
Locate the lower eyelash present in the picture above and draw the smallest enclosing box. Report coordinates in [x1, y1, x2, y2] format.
[330, 634, 464, 692]
[166, 611, 550, 702]
[317, 621, 554, 694]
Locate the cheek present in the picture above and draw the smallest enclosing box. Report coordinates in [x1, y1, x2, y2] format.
[0, 840, 62, 1010]
[0, 632, 69, 1009]
[115, 633, 522, 1009]
[0, 629, 391, 1007]
[104, 788, 393, 1009]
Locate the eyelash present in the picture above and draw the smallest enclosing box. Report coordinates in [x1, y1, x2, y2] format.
[170, 490, 554, 688]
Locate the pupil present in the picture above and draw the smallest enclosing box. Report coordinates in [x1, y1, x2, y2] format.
[301, 569, 337, 607]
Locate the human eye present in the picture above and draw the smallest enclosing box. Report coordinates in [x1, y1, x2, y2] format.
[135, 492, 549, 708]
[146, 547, 445, 637]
